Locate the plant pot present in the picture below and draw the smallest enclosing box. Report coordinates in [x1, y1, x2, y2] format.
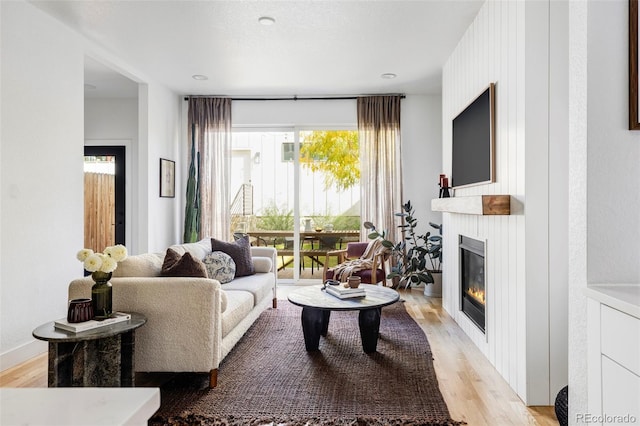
[424, 271, 442, 297]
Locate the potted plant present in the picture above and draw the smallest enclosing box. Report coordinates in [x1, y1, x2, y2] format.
[363, 200, 434, 289]
[424, 222, 442, 297]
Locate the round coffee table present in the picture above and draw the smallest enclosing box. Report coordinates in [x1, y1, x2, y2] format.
[288, 284, 399, 353]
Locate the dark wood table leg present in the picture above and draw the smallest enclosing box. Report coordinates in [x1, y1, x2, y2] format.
[358, 307, 382, 353]
[301, 307, 330, 351]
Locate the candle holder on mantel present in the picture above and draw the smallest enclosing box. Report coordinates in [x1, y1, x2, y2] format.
[438, 174, 451, 198]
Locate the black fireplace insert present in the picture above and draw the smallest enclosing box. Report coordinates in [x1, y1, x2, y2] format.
[459, 236, 485, 333]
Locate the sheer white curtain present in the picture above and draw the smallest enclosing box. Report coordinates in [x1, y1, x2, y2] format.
[357, 96, 404, 248]
[188, 98, 232, 240]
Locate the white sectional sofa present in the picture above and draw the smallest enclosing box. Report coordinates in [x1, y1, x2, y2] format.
[68, 239, 277, 388]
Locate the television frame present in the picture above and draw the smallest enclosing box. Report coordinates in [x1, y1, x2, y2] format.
[451, 83, 496, 189]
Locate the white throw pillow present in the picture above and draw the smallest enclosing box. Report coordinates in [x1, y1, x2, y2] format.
[252, 257, 273, 273]
[112, 253, 164, 277]
[202, 251, 236, 284]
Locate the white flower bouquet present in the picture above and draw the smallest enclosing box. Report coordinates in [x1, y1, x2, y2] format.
[76, 245, 128, 273]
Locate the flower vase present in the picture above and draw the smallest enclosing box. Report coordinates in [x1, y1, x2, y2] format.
[91, 271, 113, 320]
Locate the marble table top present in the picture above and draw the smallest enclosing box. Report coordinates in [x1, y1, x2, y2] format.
[32, 312, 146, 342]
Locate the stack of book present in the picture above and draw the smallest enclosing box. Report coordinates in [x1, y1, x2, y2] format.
[326, 285, 366, 299]
[54, 312, 131, 333]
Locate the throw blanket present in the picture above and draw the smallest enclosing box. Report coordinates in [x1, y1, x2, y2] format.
[330, 238, 387, 281]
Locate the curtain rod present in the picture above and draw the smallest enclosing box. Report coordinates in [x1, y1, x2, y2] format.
[183, 94, 406, 101]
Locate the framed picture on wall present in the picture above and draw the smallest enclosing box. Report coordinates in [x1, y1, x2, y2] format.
[160, 158, 175, 198]
[630, 0, 639, 130]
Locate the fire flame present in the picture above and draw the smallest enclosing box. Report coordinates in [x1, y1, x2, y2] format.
[467, 287, 485, 305]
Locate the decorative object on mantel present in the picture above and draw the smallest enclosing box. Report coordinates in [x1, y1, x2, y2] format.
[438, 174, 451, 198]
[431, 194, 511, 215]
[77, 245, 128, 320]
[364, 200, 435, 290]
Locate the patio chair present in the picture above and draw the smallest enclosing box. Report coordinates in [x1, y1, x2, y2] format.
[322, 239, 389, 285]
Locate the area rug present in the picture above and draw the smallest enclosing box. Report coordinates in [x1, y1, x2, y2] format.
[149, 300, 463, 426]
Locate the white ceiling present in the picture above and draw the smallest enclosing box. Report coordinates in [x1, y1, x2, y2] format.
[30, 0, 485, 99]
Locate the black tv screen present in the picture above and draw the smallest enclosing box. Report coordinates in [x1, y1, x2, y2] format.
[451, 83, 495, 189]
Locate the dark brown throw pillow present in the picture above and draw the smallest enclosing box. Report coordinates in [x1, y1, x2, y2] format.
[161, 248, 208, 278]
[211, 236, 255, 277]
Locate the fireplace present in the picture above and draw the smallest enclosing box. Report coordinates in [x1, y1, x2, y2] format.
[459, 236, 486, 333]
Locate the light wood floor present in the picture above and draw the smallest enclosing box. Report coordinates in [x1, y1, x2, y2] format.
[0, 286, 557, 425]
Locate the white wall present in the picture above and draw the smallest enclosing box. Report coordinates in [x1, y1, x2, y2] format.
[1, 1, 84, 369]
[85, 98, 138, 141]
[548, 0, 570, 400]
[142, 86, 182, 253]
[586, 0, 640, 283]
[569, 0, 640, 418]
[0, 1, 182, 369]
[232, 99, 357, 128]
[441, 0, 569, 405]
[401, 95, 443, 236]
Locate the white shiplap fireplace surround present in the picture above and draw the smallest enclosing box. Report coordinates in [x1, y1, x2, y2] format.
[438, 0, 569, 406]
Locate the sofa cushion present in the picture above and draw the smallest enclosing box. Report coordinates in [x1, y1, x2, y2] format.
[161, 248, 208, 278]
[222, 273, 274, 306]
[211, 236, 255, 277]
[112, 253, 163, 277]
[168, 239, 211, 260]
[202, 251, 236, 284]
[221, 290, 254, 338]
[252, 257, 273, 273]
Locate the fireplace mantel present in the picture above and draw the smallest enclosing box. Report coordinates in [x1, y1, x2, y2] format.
[431, 195, 511, 215]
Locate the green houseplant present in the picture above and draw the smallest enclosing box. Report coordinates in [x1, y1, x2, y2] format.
[424, 222, 443, 297]
[426, 222, 442, 273]
[364, 200, 435, 289]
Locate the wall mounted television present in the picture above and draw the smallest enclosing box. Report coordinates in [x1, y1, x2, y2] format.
[451, 83, 496, 189]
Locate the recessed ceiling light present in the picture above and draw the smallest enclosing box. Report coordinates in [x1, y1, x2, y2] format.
[258, 16, 276, 26]
[381, 73, 397, 80]
[192, 75, 208, 81]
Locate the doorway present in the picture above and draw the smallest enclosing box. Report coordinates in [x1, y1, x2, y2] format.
[83, 146, 126, 251]
[231, 129, 360, 283]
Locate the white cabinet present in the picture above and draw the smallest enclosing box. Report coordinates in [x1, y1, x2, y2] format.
[601, 356, 640, 422]
[586, 286, 640, 426]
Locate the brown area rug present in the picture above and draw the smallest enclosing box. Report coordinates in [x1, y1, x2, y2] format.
[149, 300, 463, 426]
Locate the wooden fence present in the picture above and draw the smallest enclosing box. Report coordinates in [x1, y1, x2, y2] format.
[84, 172, 115, 252]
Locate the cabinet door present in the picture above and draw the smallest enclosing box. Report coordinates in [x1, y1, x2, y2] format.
[602, 356, 640, 423]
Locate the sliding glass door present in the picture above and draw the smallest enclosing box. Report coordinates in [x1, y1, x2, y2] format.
[231, 128, 360, 283]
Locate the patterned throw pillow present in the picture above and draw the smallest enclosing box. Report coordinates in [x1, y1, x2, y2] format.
[211, 236, 255, 277]
[202, 251, 236, 284]
[160, 248, 208, 278]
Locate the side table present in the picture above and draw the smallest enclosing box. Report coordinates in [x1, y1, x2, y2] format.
[32, 312, 146, 387]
